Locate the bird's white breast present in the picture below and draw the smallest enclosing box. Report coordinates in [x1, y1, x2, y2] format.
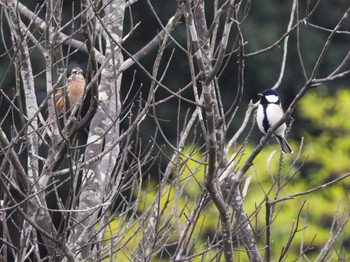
[265, 104, 286, 136]
[257, 104, 286, 136]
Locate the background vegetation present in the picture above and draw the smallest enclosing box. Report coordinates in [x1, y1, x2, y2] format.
[0, 0, 349, 261]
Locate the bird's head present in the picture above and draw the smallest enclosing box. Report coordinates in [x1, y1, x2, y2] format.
[70, 67, 83, 76]
[258, 88, 280, 105]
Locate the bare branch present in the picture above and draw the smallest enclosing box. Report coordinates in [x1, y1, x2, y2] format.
[315, 211, 350, 262]
[271, 0, 297, 90]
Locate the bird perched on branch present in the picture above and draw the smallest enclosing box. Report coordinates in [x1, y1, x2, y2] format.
[54, 67, 86, 115]
[38, 67, 86, 142]
[257, 88, 293, 154]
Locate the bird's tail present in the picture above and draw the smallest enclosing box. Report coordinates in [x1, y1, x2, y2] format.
[276, 135, 293, 154]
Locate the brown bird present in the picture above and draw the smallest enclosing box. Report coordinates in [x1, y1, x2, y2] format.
[54, 67, 86, 115]
[39, 67, 86, 141]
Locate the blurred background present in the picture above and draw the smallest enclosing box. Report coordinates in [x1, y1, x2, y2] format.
[1, 1, 349, 140]
[0, 0, 350, 260]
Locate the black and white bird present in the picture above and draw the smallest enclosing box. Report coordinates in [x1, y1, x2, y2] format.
[257, 89, 293, 154]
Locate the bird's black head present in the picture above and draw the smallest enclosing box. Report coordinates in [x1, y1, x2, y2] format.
[258, 88, 280, 105]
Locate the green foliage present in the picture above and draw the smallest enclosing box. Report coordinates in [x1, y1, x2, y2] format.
[298, 89, 350, 186]
[103, 89, 350, 260]
[102, 148, 223, 261]
[102, 218, 142, 261]
[242, 88, 350, 260]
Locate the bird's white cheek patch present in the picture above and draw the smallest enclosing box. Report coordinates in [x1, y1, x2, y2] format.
[265, 94, 279, 103]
